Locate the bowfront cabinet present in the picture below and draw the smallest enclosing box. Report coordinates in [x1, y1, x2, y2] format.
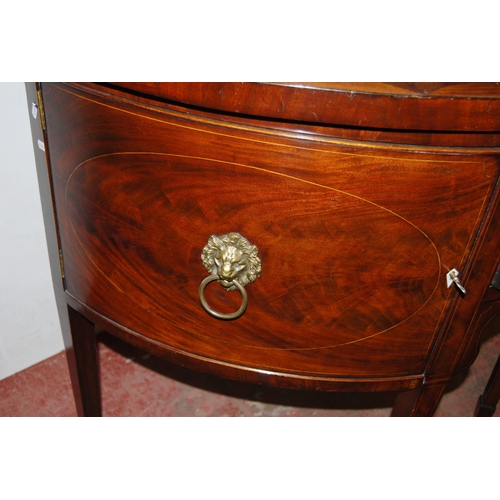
[27, 82, 500, 416]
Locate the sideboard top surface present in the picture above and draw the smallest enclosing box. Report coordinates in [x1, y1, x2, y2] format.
[105, 82, 500, 133]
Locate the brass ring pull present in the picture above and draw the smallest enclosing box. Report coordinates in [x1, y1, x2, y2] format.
[199, 232, 261, 320]
[198, 275, 248, 320]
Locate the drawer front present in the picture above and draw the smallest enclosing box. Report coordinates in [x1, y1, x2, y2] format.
[45, 84, 499, 380]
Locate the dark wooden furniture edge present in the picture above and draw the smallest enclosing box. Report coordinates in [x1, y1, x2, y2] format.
[26, 83, 102, 416]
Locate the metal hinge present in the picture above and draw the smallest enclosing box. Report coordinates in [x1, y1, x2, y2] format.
[58, 248, 65, 280]
[36, 90, 46, 130]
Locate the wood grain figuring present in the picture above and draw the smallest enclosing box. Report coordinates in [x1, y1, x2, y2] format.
[108, 82, 500, 132]
[44, 83, 498, 381]
[32, 82, 500, 414]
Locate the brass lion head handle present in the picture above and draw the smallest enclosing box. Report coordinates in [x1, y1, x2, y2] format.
[199, 233, 261, 320]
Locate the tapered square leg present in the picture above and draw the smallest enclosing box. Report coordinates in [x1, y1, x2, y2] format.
[474, 354, 500, 416]
[391, 383, 446, 417]
[66, 306, 102, 417]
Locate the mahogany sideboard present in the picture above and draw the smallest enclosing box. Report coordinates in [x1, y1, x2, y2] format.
[26, 82, 500, 416]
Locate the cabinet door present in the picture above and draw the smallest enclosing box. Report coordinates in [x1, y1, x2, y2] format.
[44, 83, 500, 383]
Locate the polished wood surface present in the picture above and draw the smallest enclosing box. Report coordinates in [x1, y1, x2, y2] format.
[29, 82, 500, 415]
[108, 82, 500, 131]
[97, 82, 500, 148]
